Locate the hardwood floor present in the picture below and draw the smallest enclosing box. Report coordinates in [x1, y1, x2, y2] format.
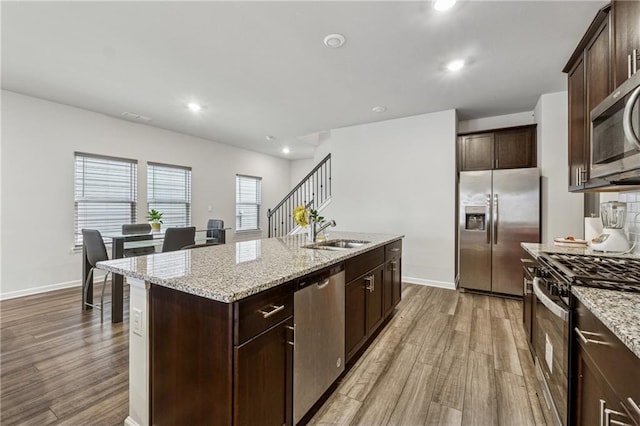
[0, 284, 548, 425]
[310, 285, 550, 426]
[0, 285, 129, 425]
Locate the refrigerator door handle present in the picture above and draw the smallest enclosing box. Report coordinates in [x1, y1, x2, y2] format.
[493, 194, 498, 244]
[486, 194, 492, 244]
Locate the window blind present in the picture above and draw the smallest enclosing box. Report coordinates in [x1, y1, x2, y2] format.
[236, 174, 262, 231]
[74, 152, 137, 245]
[147, 162, 192, 229]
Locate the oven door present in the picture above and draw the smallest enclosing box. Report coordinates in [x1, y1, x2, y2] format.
[532, 277, 569, 426]
[590, 72, 640, 180]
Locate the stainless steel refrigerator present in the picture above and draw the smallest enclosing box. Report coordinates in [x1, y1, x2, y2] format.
[458, 168, 540, 296]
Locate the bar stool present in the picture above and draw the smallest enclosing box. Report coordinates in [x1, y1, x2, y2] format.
[82, 229, 111, 322]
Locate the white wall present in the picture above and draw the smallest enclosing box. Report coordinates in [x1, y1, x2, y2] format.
[1, 91, 291, 298]
[458, 111, 535, 134]
[314, 110, 458, 287]
[289, 158, 315, 189]
[535, 91, 584, 243]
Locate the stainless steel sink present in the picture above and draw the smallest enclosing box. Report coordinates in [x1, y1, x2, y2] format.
[304, 239, 370, 250]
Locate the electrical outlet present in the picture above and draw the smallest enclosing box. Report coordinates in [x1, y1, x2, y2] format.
[133, 308, 143, 336]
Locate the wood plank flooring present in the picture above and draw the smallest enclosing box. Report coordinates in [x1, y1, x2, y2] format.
[310, 285, 548, 426]
[1, 285, 129, 425]
[1, 284, 548, 425]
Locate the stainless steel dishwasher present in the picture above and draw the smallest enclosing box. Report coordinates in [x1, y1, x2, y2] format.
[293, 263, 345, 424]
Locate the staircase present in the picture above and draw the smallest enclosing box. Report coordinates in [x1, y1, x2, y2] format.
[267, 154, 332, 238]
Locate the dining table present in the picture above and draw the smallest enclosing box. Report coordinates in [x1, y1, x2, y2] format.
[82, 228, 228, 323]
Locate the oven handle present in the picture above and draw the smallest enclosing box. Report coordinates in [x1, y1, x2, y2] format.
[623, 85, 640, 151]
[533, 278, 569, 322]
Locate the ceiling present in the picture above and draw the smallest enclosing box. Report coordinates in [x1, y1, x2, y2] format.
[2, 1, 606, 160]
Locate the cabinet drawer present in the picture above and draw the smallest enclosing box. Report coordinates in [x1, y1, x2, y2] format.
[385, 240, 402, 261]
[574, 298, 640, 424]
[345, 247, 384, 283]
[234, 282, 293, 345]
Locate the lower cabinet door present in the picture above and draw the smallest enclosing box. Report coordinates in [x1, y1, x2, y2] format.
[575, 345, 632, 426]
[234, 317, 293, 426]
[366, 266, 385, 335]
[345, 278, 367, 362]
[391, 257, 401, 308]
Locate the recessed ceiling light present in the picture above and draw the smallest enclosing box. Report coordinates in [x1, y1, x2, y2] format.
[372, 106, 387, 113]
[446, 59, 465, 72]
[265, 135, 275, 141]
[282, 147, 290, 154]
[187, 102, 202, 112]
[323, 34, 346, 49]
[433, 0, 457, 11]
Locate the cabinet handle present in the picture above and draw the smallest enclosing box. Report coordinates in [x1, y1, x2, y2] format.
[575, 327, 609, 346]
[364, 275, 375, 292]
[627, 398, 640, 417]
[285, 325, 295, 346]
[259, 304, 285, 318]
[576, 168, 581, 186]
[390, 248, 400, 252]
[633, 49, 638, 75]
[581, 168, 588, 184]
[629, 54, 633, 79]
[391, 260, 398, 272]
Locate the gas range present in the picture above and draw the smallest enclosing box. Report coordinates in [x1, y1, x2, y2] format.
[538, 252, 640, 293]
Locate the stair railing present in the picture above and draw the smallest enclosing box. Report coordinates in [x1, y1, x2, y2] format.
[267, 154, 331, 237]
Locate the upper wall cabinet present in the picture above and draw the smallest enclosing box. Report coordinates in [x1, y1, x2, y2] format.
[564, 6, 612, 191]
[613, 0, 640, 88]
[458, 125, 537, 171]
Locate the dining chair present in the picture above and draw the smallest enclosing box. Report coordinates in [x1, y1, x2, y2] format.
[207, 219, 226, 244]
[122, 223, 155, 257]
[82, 229, 111, 322]
[162, 226, 196, 252]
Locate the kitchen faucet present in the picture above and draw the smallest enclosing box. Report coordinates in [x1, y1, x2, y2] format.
[311, 219, 336, 242]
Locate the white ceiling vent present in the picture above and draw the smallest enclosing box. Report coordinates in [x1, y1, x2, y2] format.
[121, 111, 152, 121]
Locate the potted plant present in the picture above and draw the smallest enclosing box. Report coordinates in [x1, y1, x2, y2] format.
[147, 209, 163, 231]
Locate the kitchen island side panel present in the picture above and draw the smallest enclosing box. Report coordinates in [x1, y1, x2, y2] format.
[149, 284, 234, 425]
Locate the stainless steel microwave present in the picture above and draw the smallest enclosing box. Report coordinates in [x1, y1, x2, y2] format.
[590, 72, 640, 182]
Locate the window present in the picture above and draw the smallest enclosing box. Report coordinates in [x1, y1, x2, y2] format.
[147, 162, 192, 229]
[236, 174, 262, 231]
[74, 153, 137, 245]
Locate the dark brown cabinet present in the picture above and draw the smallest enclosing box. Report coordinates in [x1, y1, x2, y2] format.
[573, 297, 640, 425]
[458, 125, 536, 172]
[566, 11, 612, 191]
[234, 318, 293, 426]
[345, 276, 367, 361]
[365, 265, 385, 336]
[383, 240, 402, 316]
[345, 241, 401, 363]
[149, 281, 294, 426]
[613, 0, 640, 88]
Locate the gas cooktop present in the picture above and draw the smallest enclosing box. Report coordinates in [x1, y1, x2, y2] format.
[539, 252, 640, 293]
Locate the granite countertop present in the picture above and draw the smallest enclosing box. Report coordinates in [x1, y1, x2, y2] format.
[571, 286, 640, 359]
[521, 242, 640, 260]
[97, 231, 403, 303]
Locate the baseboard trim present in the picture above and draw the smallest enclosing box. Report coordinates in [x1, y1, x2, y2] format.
[402, 276, 456, 290]
[124, 416, 142, 426]
[0, 273, 107, 301]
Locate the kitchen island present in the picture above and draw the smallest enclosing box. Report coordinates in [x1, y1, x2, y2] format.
[97, 231, 403, 426]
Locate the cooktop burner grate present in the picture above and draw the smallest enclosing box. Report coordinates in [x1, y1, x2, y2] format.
[544, 253, 640, 292]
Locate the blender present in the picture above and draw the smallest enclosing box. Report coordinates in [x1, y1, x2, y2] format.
[590, 201, 630, 252]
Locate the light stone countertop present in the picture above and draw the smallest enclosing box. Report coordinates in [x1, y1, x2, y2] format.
[520, 242, 640, 359]
[97, 231, 403, 303]
[521, 242, 640, 260]
[571, 286, 640, 360]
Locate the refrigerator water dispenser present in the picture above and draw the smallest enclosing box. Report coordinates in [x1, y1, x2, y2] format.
[465, 206, 486, 230]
